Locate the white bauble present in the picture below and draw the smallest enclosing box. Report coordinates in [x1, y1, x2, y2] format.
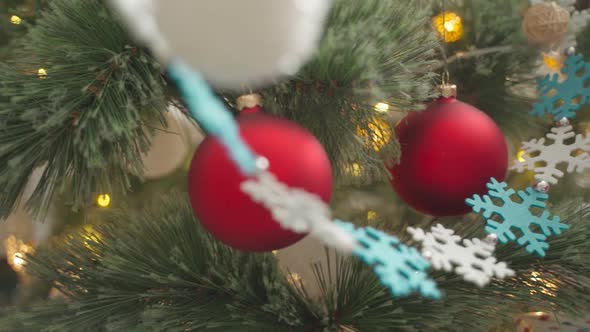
[110, 0, 332, 89]
[141, 104, 203, 179]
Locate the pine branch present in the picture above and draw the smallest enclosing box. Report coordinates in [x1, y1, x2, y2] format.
[439, 0, 550, 141]
[250, 0, 440, 184]
[0, 0, 169, 219]
[2, 190, 589, 331]
[0, 192, 321, 331]
[319, 193, 590, 331]
[432, 45, 514, 70]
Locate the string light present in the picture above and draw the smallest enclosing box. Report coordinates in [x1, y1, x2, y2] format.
[10, 15, 22, 25]
[4, 236, 33, 272]
[287, 272, 303, 288]
[96, 194, 111, 208]
[367, 211, 378, 221]
[374, 102, 390, 113]
[37, 68, 48, 79]
[12, 253, 25, 267]
[432, 11, 464, 43]
[543, 52, 563, 72]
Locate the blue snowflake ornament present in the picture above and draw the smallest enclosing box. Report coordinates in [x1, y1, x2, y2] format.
[466, 178, 569, 257]
[532, 54, 590, 120]
[335, 221, 441, 299]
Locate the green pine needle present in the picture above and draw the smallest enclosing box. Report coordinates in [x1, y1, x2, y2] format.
[0, 0, 168, 219]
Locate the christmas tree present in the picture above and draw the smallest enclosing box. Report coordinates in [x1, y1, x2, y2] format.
[1, 0, 590, 331]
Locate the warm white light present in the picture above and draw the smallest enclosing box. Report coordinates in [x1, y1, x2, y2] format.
[96, 194, 111, 208]
[444, 21, 456, 32]
[13, 253, 25, 266]
[10, 15, 22, 25]
[374, 102, 390, 113]
[37, 68, 48, 78]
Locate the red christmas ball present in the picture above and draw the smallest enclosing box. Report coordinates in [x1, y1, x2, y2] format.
[189, 114, 333, 252]
[389, 97, 508, 216]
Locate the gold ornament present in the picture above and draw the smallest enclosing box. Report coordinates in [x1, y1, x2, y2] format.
[432, 11, 464, 43]
[346, 163, 363, 177]
[523, 2, 570, 45]
[356, 117, 392, 152]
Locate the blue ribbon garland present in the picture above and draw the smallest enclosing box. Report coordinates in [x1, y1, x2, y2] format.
[167, 61, 259, 175]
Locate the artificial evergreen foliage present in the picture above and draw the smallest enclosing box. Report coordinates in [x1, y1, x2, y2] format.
[1, 0, 590, 331]
[439, 0, 548, 139]
[257, 0, 440, 183]
[0, 0, 168, 219]
[1, 194, 589, 331]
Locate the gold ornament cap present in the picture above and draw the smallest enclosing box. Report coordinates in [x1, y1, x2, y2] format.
[438, 83, 457, 98]
[236, 93, 263, 110]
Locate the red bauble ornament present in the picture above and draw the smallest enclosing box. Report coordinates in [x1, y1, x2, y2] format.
[189, 114, 333, 252]
[389, 97, 508, 216]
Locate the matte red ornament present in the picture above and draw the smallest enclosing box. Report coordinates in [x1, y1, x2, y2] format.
[389, 97, 508, 216]
[189, 114, 333, 252]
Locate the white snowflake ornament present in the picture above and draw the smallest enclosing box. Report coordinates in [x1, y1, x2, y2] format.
[512, 125, 590, 184]
[241, 171, 358, 253]
[408, 224, 514, 287]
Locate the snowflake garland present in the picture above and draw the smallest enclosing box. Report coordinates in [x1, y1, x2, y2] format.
[512, 125, 590, 184]
[531, 54, 590, 120]
[336, 221, 441, 299]
[241, 171, 358, 253]
[408, 224, 514, 287]
[242, 171, 441, 299]
[466, 178, 569, 257]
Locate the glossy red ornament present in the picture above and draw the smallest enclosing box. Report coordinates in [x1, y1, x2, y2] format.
[189, 114, 333, 252]
[389, 97, 508, 216]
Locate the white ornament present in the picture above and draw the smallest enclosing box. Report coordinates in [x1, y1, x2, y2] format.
[109, 0, 332, 89]
[512, 125, 590, 184]
[241, 171, 358, 254]
[408, 224, 514, 287]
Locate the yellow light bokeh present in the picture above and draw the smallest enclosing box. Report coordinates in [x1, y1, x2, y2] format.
[374, 102, 390, 113]
[10, 15, 22, 25]
[367, 211, 378, 221]
[4, 236, 33, 273]
[543, 53, 563, 71]
[13, 253, 25, 267]
[357, 118, 392, 152]
[37, 68, 48, 79]
[96, 194, 111, 208]
[432, 11, 464, 43]
[517, 150, 527, 162]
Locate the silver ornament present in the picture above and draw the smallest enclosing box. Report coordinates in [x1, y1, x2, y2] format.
[565, 46, 577, 56]
[485, 233, 498, 245]
[534, 180, 551, 193]
[255, 156, 270, 172]
[556, 117, 571, 127]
